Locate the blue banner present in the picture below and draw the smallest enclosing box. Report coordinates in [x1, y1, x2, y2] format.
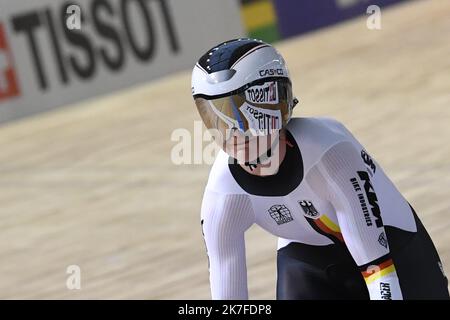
[273, 0, 409, 38]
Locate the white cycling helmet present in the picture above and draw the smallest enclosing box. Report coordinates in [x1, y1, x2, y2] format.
[191, 38, 298, 139]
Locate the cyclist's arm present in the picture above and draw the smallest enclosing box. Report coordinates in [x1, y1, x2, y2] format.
[200, 189, 254, 299]
[313, 141, 403, 300]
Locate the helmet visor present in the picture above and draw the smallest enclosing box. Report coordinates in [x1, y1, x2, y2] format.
[194, 78, 294, 140]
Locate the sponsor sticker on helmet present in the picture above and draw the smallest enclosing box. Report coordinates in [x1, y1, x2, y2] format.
[239, 102, 281, 132]
[245, 81, 278, 104]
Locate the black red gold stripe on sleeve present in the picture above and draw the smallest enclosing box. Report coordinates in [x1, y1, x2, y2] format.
[361, 258, 396, 285]
[305, 214, 344, 244]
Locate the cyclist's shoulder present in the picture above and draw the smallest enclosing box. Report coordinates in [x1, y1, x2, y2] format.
[287, 117, 355, 167]
[201, 151, 254, 228]
[287, 116, 350, 137]
[205, 149, 247, 195]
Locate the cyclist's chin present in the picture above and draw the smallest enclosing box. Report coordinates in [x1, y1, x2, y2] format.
[225, 139, 270, 164]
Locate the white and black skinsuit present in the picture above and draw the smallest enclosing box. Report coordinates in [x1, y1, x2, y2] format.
[200, 117, 449, 300]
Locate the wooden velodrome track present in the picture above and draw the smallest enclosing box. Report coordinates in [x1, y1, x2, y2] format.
[0, 0, 448, 299]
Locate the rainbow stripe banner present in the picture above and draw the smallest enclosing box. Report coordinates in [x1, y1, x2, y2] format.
[240, 0, 280, 43]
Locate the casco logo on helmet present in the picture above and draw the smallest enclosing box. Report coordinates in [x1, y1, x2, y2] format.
[258, 68, 284, 77]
